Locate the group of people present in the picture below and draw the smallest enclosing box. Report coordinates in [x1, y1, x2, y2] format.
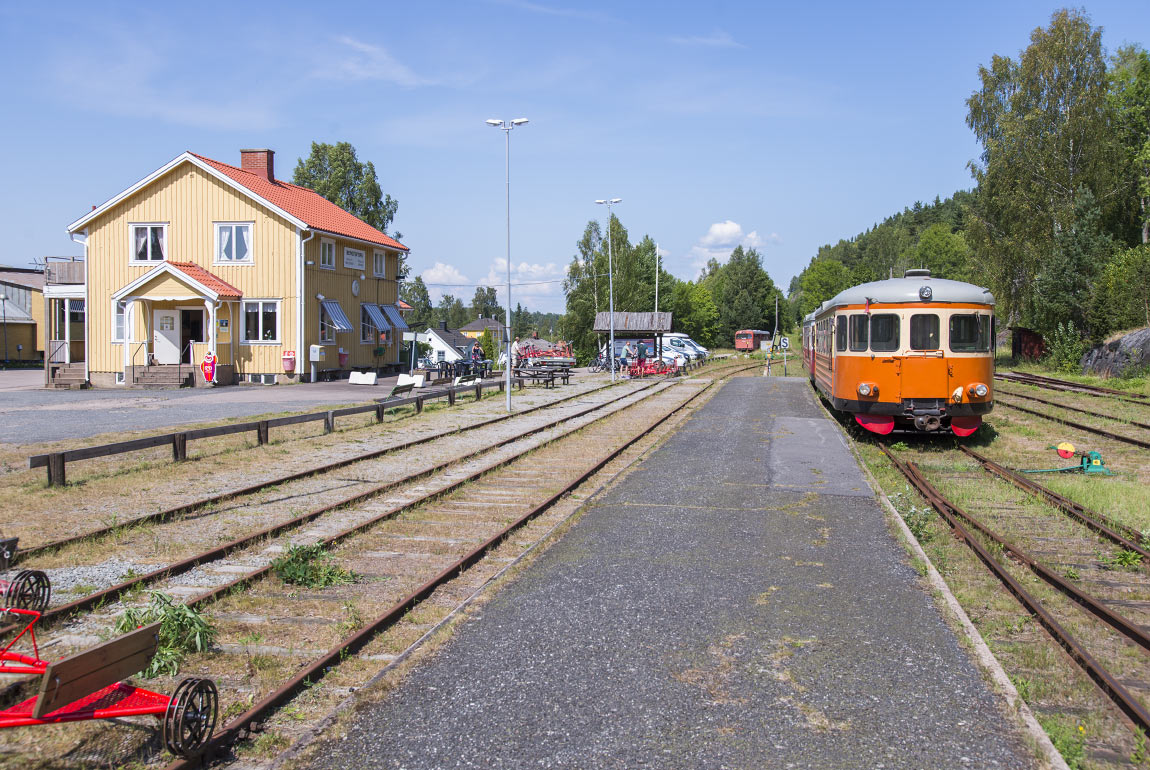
[618, 340, 648, 370]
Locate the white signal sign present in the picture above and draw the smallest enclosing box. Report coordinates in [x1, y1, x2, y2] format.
[780, 337, 790, 349]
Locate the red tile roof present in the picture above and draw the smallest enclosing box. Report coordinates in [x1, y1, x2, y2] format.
[396, 300, 413, 311]
[167, 262, 243, 300]
[191, 153, 408, 252]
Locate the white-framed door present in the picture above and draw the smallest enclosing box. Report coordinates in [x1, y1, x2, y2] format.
[153, 309, 180, 364]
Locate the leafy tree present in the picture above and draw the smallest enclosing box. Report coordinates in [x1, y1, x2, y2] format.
[1032, 186, 1113, 337]
[469, 286, 503, 323]
[478, 329, 497, 361]
[435, 294, 468, 330]
[907, 224, 971, 281]
[965, 9, 1123, 321]
[798, 259, 851, 317]
[670, 281, 721, 347]
[1093, 244, 1150, 334]
[1110, 45, 1150, 244]
[701, 245, 782, 341]
[293, 141, 405, 276]
[399, 276, 433, 331]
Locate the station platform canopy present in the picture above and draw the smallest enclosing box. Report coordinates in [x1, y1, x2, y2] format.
[593, 312, 672, 335]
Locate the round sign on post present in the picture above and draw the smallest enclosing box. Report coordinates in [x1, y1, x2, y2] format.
[200, 351, 217, 384]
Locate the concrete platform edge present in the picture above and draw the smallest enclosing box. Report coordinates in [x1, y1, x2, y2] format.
[813, 383, 1069, 770]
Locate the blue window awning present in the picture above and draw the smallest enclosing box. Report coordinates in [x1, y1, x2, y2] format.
[320, 299, 354, 332]
[381, 304, 409, 332]
[363, 303, 390, 332]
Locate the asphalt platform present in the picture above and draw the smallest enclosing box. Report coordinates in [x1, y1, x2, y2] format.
[302, 376, 1036, 769]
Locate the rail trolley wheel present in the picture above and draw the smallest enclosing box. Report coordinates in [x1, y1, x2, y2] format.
[163, 677, 218, 758]
[3, 570, 50, 613]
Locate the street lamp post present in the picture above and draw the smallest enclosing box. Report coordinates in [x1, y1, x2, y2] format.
[0, 293, 8, 365]
[486, 117, 529, 412]
[595, 198, 622, 381]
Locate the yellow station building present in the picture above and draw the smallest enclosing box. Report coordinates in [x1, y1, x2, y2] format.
[63, 149, 409, 387]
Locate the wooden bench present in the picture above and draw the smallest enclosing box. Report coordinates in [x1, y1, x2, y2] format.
[379, 381, 415, 402]
[453, 373, 481, 387]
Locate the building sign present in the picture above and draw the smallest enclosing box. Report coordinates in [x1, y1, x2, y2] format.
[218, 319, 229, 329]
[200, 351, 217, 383]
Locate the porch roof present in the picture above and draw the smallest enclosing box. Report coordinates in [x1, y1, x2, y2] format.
[112, 261, 243, 303]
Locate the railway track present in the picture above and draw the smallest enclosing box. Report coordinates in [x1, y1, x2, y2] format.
[2, 362, 759, 767]
[880, 442, 1150, 747]
[7, 358, 752, 561]
[996, 371, 1150, 405]
[995, 395, 1150, 450]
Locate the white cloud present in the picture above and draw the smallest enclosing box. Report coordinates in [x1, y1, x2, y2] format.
[489, 0, 613, 23]
[668, 31, 744, 49]
[686, 221, 779, 276]
[420, 262, 471, 303]
[481, 258, 567, 312]
[317, 36, 434, 87]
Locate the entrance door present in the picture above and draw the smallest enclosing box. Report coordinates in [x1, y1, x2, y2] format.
[153, 309, 180, 364]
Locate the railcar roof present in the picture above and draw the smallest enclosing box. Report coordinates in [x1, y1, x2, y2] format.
[806, 276, 994, 321]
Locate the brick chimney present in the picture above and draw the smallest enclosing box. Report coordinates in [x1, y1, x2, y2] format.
[240, 149, 275, 182]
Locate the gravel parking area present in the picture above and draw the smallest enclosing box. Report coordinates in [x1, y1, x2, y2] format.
[301, 376, 1038, 770]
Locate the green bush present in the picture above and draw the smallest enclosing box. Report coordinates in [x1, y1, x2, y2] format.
[271, 543, 357, 588]
[114, 591, 216, 678]
[1045, 322, 1088, 374]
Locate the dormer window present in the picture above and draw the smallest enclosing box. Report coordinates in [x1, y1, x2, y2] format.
[131, 223, 167, 262]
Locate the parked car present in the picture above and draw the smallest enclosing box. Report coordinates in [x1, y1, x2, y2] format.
[665, 333, 709, 359]
[665, 336, 705, 361]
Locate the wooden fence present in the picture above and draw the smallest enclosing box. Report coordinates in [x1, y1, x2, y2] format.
[29, 378, 524, 486]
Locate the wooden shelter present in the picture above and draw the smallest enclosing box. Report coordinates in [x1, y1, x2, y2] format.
[593, 312, 673, 356]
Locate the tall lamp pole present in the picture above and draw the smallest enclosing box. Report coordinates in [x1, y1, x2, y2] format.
[0, 293, 8, 365]
[595, 198, 622, 381]
[655, 241, 660, 313]
[487, 117, 529, 412]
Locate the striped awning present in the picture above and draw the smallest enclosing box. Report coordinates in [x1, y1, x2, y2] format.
[381, 303, 409, 331]
[362, 303, 390, 332]
[320, 299, 354, 332]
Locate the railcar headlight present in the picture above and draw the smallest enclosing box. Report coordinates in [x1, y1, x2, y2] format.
[952, 386, 964, 403]
[968, 382, 989, 398]
[919, 285, 933, 300]
[857, 382, 878, 397]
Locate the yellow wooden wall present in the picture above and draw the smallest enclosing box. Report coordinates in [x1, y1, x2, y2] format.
[85, 161, 299, 376]
[83, 158, 407, 379]
[302, 236, 403, 369]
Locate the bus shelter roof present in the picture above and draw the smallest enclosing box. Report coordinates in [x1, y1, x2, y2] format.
[593, 312, 672, 335]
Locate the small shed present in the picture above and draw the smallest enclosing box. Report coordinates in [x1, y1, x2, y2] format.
[593, 312, 673, 355]
[1009, 326, 1045, 362]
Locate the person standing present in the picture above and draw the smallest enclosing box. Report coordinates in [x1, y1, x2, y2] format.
[637, 339, 648, 366]
[511, 336, 522, 370]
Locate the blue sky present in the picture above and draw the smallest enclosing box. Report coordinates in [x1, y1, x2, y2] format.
[1, 0, 1146, 313]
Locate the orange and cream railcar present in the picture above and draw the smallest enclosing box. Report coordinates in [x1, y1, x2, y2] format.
[802, 269, 995, 436]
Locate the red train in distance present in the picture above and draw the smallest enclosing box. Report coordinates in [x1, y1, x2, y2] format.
[734, 329, 771, 352]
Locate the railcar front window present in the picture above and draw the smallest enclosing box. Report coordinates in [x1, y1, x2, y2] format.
[849, 315, 867, 351]
[835, 317, 846, 352]
[910, 314, 940, 350]
[870, 314, 899, 352]
[950, 314, 990, 352]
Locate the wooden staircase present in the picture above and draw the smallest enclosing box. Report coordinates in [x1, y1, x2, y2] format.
[47, 363, 88, 389]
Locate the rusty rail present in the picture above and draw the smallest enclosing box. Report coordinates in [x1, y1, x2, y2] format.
[996, 371, 1149, 404]
[879, 443, 1150, 735]
[995, 387, 1150, 432]
[995, 396, 1150, 450]
[959, 445, 1147, 554]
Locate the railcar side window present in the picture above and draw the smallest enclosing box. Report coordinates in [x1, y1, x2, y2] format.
[910, 314, 940, 350]
[870, 314, 900, 352]
[835, 316, 846, 352]
[849, 315, 867, 351]
[950, 314, 990, 352]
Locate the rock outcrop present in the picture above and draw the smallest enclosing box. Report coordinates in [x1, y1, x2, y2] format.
[1081, 327, 1150, 377]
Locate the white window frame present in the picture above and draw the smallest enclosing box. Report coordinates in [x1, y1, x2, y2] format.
[111, 300, 126, 342]
[128, 222, 168, 263]
[319, 239, 336, 270]
[361, 305, 377, 345]
[214, 222, 254, 265]
[373, 250, 387, 278]
[240, 298, 281, 344]
[319, 303, 335, 343]
[344, 247, 366, 271]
